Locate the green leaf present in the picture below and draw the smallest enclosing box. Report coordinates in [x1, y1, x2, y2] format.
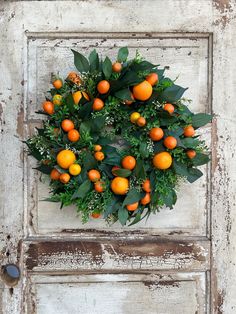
[113, 168, 132, 178]
[119, 70, 142, 86]
[114, 88, 132, 100]
[187, 168, 203, 183]
[77, 101, 93, 119]
[103, 155, 121, 166]
[117, 47, 129, 62]
[83, 152, 97, 169]
[139, 142, 149, 158]
[79, 121, 91, 134]
[71, 49, 90, 73]
[122, 188, 145, 207]
[65, 93, 76, 114]
[160, 84, 188, 103]
[34, 164, 52, 174]
[103, 198, 120, 218]
[180, 137, 199, 148]
[118, 207, 129, 226]
[91, 116, 106, 133]
[173, 160, 189, 177]
[191, 113, 212, 128]
[161, 189, 177, 209]
[71, 180, 92, 200]
[131, 61, 156, 72]
[102, 56, 112, 79]
[133, 159, 146, 180]
[192, 153, 210, 166]
[89, 49, 99, 72]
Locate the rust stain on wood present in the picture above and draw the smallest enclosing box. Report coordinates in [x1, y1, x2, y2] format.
[16, 105, 24, 138]
[213, 0, 234, 27]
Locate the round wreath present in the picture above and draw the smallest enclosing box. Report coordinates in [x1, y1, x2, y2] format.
[26, 47, 212, 226]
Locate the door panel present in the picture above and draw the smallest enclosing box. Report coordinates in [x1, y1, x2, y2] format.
[26, 33, 211, 236]
[28, 273, 207, 314]
[1, 1, 236, 313]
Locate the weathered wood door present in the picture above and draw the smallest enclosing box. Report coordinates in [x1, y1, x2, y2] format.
[1, 1, 236, 313]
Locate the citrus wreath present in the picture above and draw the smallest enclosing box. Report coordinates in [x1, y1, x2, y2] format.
[26, 47, 212, 226]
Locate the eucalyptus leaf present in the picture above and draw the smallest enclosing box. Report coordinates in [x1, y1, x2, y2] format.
[115, 88, 132, 100]
[112, 168, 132, 178]
[192, 153, 210, 166]
[117, 47, 129, 62]
[191, 113, 212, 128]
[118, 207, 129, 226]
[89, 49, 99, 72]
[71, 180, 92, 200]
[102, 56, 112, 79]
[187, 168, 203, 183]
[77, 101, 93, 119]
[160, 84, 188, 103]
[122, 189, 145, 207]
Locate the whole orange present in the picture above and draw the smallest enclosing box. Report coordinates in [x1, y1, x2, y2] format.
[61, 119, 74, 132]
[112, 62, 122, 73]
[136, 117, 146, 127]
[97, 80, 110, 94]
[91, 212, 101, 219]
[94, 144, 102, 152]
[163, 136, 177, 149]
[133, 80, 152, 101]
[68, 129, 80, 142]
[59, 173, 70, 184]
[57, 150, 76, 169]
[140, 193, 151, 205]
[53, 79, 63, 89]
[186, 150, 196, 159]
[94, 181, 105, 193]
[94, 151, 105, 161]
[111, 177, 129, 195]
[87, 169, 101, 182]
[145, 73, 158, 86]
[42, 101, 54, 114]
[149, 127, 164, 141]
[50, 168, 61, 180]
[122, 156, 136, 170]
[142, 179, 151, 193]
[184, 125, 195, 137]
[153, 151, 172, 170]
[126, 202, 139, 211]
[164, 103, 175, 114]
[93, 98, 104, 111]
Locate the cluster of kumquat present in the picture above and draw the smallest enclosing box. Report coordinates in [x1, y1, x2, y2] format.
[26, 48, 211, 225]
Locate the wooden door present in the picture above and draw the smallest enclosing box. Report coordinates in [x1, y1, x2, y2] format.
[1, 1, 236, 313]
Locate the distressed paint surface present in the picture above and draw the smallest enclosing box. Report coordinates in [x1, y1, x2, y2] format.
[0, 1, 236, 313]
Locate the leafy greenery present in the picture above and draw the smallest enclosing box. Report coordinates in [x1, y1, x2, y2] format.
[26, 47, 212, 226]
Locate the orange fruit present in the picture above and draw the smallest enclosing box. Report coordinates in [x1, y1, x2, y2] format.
[149, 127, 164, 141]
[53, 79, 63, 89]
[186, 150, 196, 159]
[50, 168, 61, 180]
[67, 72, 82, 85]
[94, 151, 105, 161]
[184, 125, 195, 137]
[140, 193, 151, 205]
[111, 177, 129, 195]
[52, 94, 63, 105]
[59, 173, 70, 184]
[163, 136, 177, 149]
[142, 179, 151, 193]
[72, 91, 90, 105]
[91, 212, 101, 219]
[146, 73, 158, 86]
[112, 166, 120, 176]
[126, 202, 139, 211]
[124, 93, 135, 105]
[164, 103, 175, 114]
[153, 152, 172, 170]
[130, 112, 141, 123]
[69, 164, 81, 176]
[94, 181, 105, 193]
[122, 156, 136, 170]
[68, 129, 80, 142]
[136, 117, 146, 127]
[88, 169, 101, 182]
[94, 144, 102, 152]
[42, 101, 54, 114]
[133, 80, 152, 101]
[93, 98, 104, 111]
[97, 80, 110, 94]
[112, 62, 122, 73]
[61, 119, 74, 132]
[57, 150, 76, 169]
